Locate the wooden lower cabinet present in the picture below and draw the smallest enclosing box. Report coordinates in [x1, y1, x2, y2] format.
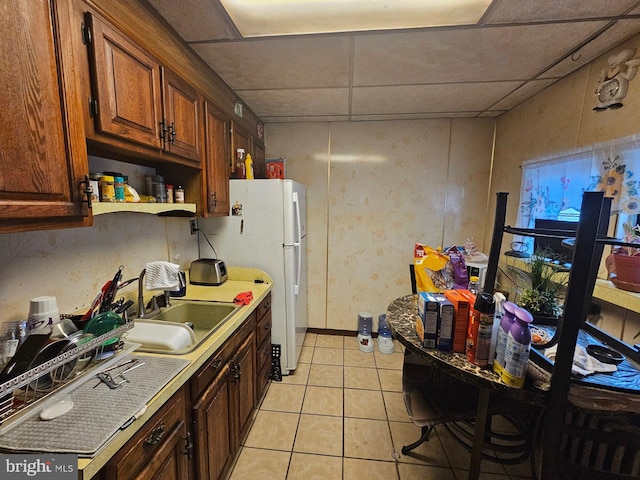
[191, 363, 233, 480]
[190, 314, 256, 480]
[255, 293, 272, 401]
[100, 387, 191, 480]
[97, 302, 269, 480]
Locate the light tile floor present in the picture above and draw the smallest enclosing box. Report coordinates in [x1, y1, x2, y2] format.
[227, 333, 535, 480]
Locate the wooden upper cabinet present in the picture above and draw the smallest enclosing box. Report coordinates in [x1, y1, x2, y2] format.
[0, 0, 90, 231]
[86, 12, 162, 150]
[230, 121, 251, 177]
[161, 68, 201, 162]
[203, 102, 230, 216]
[84, 11, 200, 166]
[252, 140, 266, 179]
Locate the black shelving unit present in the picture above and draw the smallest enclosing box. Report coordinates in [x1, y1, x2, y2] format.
[483, 191, 640, 479]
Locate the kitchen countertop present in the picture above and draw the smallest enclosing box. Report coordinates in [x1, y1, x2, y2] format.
[76, 266, 272, 480]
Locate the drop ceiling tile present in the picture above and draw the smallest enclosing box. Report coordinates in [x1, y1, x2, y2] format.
[484, 0, 638, 24]
[237, 88, 350, 117]
[478, 111, 505, 117]
[540, 19, 640, 78]
[353, 23, 607, 86]
[191, 36, 352, 90]
[146, 0, 237, 41]
[351, 82, 523, 115]
[490, 78, 558, 110]
[351, 112, 478, 120]
[262, 116, 350, 123]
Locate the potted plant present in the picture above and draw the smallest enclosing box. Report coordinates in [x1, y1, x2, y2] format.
[606, 223, 640, 293]
[506, 247, 567, 320]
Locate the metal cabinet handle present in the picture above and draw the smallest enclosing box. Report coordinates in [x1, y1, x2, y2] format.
[210, 358, 223, 370]
[230, 363, 241, 384]
[79, 175, 93, 209]
[169, 122, 176, 144]
[144, 422, 166, 447]
[182, 432, 193, 459]
[264, 321, 271, 330]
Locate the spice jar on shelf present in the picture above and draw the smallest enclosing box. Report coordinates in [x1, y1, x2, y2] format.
[175, 185, 185, 203]
[100, 175, 116, 202]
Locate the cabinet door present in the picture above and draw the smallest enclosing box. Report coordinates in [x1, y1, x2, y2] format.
[192, 364, 233, 480]
[230, 122, 251, 177]
[133, 419, 190, 480]
[86, 12, 162, 150]
[102, 388, 190, 480]
[231, 332, 256, 448]
[252, 140, 266, 179]
[0, 0, 89, 228]
[203, 102, 230, 216]
[161, 68, 200, 163]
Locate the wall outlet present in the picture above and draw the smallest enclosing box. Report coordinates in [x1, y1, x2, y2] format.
[190, 219, 198, 235]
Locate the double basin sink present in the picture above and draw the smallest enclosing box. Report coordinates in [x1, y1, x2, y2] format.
[128, 300, 240, 354]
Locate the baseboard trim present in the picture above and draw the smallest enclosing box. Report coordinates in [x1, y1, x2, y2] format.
[307, 327, 379, 338]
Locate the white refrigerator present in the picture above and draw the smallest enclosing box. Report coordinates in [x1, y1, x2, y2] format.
[199, 179, 307, 374]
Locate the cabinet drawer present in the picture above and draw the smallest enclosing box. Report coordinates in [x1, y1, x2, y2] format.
[191, 314, 256, 398]
[256, 309, 272, 347]
[103, 388, 186, 479]
[256, 334, 272, 373]
[257, 293, 271, 320]
[191, 339, 234, 398]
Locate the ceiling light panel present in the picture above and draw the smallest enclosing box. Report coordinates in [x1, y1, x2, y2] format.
[220, 0, 492, 37]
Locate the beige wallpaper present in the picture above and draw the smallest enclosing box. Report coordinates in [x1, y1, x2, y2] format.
[0, 156, 199, 322]
[489, 33, 640, 343]
[0, 214, 198, 321]
[266, 119, 495, 331]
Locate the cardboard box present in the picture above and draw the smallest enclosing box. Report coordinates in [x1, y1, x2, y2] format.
[430, 293, 454, 352]
[444, 290, 471, 353]
[266, 158, 285, 179]
[418, 292, 439, 348]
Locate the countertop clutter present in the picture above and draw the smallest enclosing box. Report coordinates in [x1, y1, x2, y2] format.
[0, 266, 272, 480]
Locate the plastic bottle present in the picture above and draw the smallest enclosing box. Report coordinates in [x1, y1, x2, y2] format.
[466, 292, 495, 367]
[377, 313, 394, 354]
[357, 312, 374, 353]
[235, 149, 246, 179]
[501, 306, 533, 388]
[245, 153, 254, 180]
[493, 301, 517, 375]
[152, 175, 166, 203]
[114, 176, 126, 202]
[166, 184, 174, 203]
[468, 275, 480, 294]
[488, 292, 506, 366]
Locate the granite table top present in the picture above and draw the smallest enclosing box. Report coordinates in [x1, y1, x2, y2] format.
[387, 294, 640, 416]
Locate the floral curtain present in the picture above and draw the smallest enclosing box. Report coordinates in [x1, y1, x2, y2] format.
[518, 133, 640, 230]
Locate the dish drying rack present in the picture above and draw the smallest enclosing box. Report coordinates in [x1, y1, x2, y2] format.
[0, 321, 134, 435]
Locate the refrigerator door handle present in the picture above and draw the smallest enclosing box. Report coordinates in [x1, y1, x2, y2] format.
[293, 192, 301, 295]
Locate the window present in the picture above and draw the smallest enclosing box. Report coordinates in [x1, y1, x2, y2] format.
[517, 133, 640, 254]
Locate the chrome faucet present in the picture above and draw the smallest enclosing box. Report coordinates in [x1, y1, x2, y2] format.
[117, 268, 159, 318]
